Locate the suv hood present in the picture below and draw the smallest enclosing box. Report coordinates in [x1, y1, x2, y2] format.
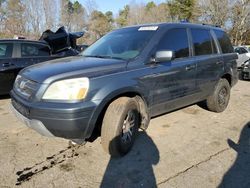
[20, 56, 127, 84]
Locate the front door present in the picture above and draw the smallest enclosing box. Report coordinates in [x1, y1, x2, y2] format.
[150, 28, 197, 116]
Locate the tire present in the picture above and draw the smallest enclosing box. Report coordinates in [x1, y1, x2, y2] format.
[206, 78, 231, 113]
[101, 97, 139, 157]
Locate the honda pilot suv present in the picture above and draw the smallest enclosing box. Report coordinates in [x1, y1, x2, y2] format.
[10, 23, 238, 157]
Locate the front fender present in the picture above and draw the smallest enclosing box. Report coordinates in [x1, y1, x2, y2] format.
[84, 75, 150, 139]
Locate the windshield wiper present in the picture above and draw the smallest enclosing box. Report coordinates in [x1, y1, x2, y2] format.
[83, 55, 125, 61]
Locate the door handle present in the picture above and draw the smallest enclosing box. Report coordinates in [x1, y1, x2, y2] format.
[2, 62, 14, 67]
[185, 65, 196, 71]
[216, 61, 224, 65]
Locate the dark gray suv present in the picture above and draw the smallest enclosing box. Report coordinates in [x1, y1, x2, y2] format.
[10, 23, 238, 157]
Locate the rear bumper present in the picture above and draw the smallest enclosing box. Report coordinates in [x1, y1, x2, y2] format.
[10, 90, 100, 139]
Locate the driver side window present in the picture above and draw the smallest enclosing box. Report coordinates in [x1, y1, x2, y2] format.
[157, 28, 190, 59]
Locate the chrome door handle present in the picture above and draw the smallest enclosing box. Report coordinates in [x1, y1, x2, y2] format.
[216, 61, 224, 65]
[2, 62, 14, 67]
[185, 65, 196, 71]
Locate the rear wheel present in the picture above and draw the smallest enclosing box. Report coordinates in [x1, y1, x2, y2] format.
[101, 97, 139, 157]
[206, 78, 231, 113]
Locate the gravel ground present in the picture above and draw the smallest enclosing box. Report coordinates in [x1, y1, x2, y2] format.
[0, 80, 249, 188]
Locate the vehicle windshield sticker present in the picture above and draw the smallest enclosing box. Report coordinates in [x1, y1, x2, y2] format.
[138, 26, 158, 31]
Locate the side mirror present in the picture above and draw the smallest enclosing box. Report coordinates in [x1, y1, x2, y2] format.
[154, 50, 175, 63]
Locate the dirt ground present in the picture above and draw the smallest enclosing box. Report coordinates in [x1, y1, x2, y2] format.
[0, 80, 249, 188]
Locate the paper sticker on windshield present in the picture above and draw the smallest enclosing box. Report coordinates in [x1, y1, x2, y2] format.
[138, 26, 158, 31]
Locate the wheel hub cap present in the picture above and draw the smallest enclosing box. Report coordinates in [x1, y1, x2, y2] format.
[121, 110, 135, 143]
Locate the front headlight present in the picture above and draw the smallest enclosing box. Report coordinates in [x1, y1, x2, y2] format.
[42, 77, 89, 101]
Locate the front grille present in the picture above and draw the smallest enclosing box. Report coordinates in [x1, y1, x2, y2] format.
[14, 75, 39, 99]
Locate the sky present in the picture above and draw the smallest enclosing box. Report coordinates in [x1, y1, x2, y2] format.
[77, 0, 165, 15]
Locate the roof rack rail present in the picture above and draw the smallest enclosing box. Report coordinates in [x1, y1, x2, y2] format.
[202, 23, 221, 28]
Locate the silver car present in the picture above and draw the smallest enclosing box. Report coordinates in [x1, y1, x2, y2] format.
[234, 46, 250, 67]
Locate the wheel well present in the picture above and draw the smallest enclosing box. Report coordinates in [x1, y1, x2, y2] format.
[87, 92, 149, 142]
[221, 74, 232, 86]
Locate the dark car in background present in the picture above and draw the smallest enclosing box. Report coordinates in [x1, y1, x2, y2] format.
[0, 39, 57, 95]
[0, 27, 85, 95]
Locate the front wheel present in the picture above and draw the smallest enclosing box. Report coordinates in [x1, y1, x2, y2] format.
[101, 97, 139, 157]
[206, 78, 231, 113]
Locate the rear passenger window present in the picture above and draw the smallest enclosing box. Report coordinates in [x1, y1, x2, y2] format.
[191, 29, 217, 55]
[0, 43, 13, 58]
[157, 28, 189, 58]
[21, 43, 50, 57]
[214, 30, 234, 54]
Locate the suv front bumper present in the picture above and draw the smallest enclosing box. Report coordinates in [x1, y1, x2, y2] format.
[10, 90, 100, 140]
[11, 105, 54, 137]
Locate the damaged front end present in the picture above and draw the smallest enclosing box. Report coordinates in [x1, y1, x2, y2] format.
[39, 26, 87, 55]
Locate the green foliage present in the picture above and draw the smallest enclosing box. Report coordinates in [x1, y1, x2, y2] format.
[168, 0, 196, 21]
[116, 5, 130, 27]
[105, 11, 114, 24]
[88, 10, 113, 41]
[73, 1, 84, 14]
[146, 1, 156, 11]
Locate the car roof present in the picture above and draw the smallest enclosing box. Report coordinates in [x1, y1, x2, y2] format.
[118, 22, 224, 31]
[0, 39, 49, 46]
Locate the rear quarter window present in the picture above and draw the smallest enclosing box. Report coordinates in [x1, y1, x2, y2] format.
[214, 30, 234, 54]
[0, 43, 13, 58]
[21, 43, 51, 57]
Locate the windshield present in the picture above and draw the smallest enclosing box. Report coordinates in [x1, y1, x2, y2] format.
[82, 29, 156, 60]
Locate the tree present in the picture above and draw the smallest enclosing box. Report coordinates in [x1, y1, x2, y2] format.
[60, 0, 86, 31]
[198, 0, 230, 27]
[116, 5, 130, 27]
[60, 0, 73, 30]
[229, 0, 250, 45]
[88, 10, 113, 42]
[4, 0, 25, 35]
[144, 2, 171, 23]
[146, 1, 156, 11]
[0, 0, 6, 25]
[71, 1, 86, 31]
[43, 0, 58, 30]
[127, 2, 145, 25]
[83, 0, 97, 17]
[23, 0, 43, 35]
[168, 0, 197, 21]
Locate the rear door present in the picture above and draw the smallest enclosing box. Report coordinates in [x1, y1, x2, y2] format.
[15, 42, 54, 69]
[190, 28, 223, 98]
[0, 42, 16, 94]
[150, 28, 197, 116]
[213, 30, 237, 82]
